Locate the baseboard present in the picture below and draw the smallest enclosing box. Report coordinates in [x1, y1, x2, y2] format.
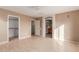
[19, 36, 31, 40]
[0, 41, 8, 45]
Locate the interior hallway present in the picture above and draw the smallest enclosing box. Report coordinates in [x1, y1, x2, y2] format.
[0, 36, 79, 52]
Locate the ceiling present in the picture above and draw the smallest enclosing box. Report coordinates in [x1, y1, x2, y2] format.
[0, 6, 79, 17]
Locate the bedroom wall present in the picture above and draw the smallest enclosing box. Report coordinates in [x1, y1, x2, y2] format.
[0, 8, 32, 43]
[55, 10, 79, 42]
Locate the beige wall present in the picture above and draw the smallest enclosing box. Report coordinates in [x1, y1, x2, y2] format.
[0, 8, 32, 42]
[55, 10, 79, 42]
[20, 15, 31, 39]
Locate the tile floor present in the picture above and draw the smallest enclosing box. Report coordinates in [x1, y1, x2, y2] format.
[0, 36, 79, 52]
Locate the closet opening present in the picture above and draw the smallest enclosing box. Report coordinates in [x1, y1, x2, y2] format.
[8, 15, 20, 41]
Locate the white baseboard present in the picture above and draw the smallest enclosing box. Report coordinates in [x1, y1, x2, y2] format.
[19, 36, 26, 40]
[0, 41, 8, 45]
[19, 36, 31, 40]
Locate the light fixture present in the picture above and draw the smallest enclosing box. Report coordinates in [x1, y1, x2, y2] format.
[27, 6, 41, 10]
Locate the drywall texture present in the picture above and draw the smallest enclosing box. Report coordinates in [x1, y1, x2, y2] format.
[55, 10, 79, 42]
[0, 8, 31, 42]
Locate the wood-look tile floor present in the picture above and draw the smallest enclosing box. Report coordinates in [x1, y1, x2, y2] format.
[0, 36, 79, 52]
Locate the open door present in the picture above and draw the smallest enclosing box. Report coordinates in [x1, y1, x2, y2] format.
[35, 20, 41, 36]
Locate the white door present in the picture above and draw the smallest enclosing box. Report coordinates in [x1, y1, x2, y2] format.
[35, 20, 40, 36]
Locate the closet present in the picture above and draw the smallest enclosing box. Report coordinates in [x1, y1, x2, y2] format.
[9, 16, 19, 41]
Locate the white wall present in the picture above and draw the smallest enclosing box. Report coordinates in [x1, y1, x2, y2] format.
[42, 17, 46, 37]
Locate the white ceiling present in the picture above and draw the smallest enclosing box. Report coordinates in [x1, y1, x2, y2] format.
[0, 6, 79, 17]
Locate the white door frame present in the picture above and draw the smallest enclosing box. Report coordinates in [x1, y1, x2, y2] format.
[7, 15, 20, 41]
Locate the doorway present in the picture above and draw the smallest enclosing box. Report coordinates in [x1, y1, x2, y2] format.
[35, 20, 41, 36]
[8, 15, 20, 41]
[46, 17, 52, 38]
[31, 20, 41, 36]
[31, 20, 35, 36]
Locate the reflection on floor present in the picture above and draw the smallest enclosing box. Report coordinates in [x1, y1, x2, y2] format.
[9, 37, 18, 41]
[0, 36, 79, 52]
[46, 33, 52, 38]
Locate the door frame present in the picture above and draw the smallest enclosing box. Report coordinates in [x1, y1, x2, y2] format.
[45, 18, 53, 38]
[35, 20, 41, 36]
[7, 15, 20, 41]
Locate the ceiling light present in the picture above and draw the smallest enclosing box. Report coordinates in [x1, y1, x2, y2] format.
[27, 6, 41, 10]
